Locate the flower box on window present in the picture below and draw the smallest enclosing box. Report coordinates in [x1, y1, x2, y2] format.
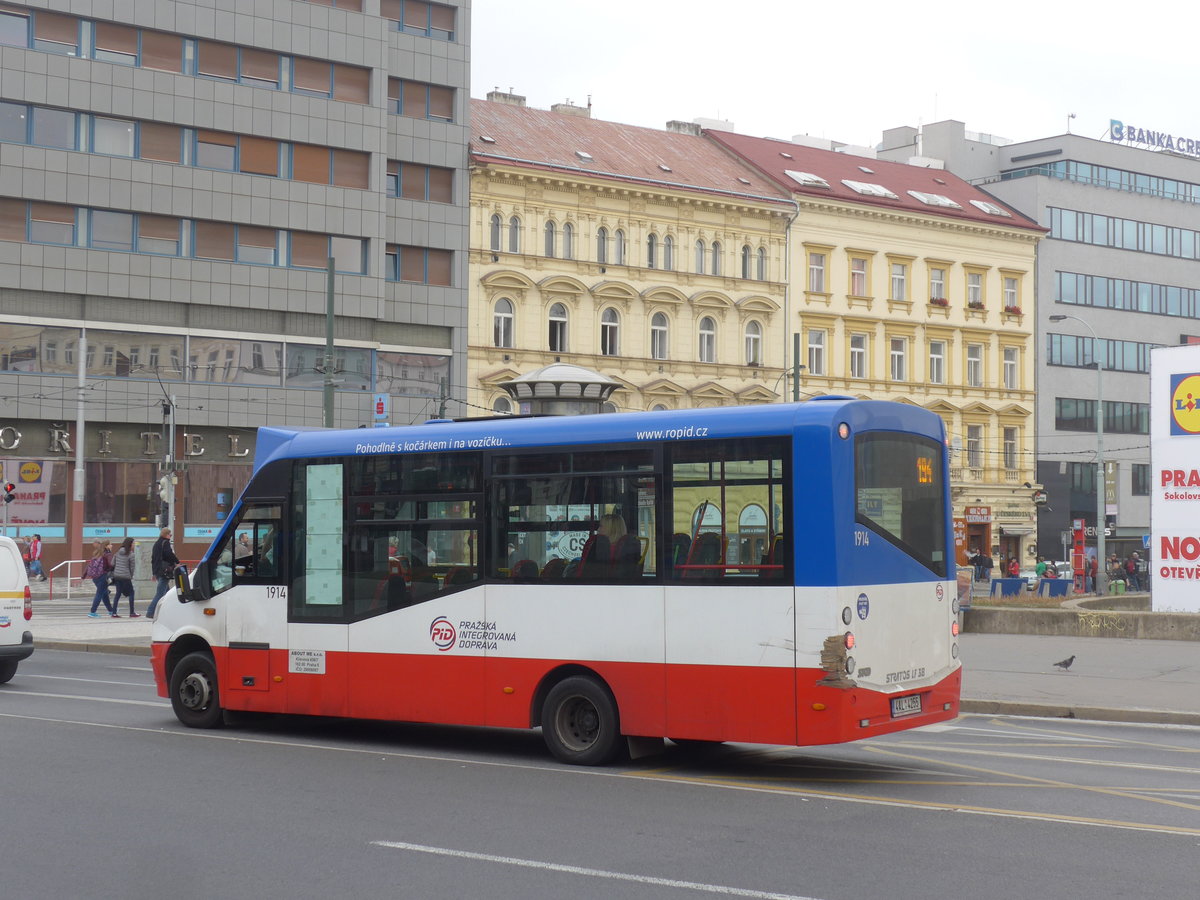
[967, 300, 985, 311]
[1003, 304, 1023, 315]
[928, 297, 949, 307]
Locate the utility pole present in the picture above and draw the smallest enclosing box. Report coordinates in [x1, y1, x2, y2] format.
[323, 256, 335, 428]
[71, 331, 87, 559]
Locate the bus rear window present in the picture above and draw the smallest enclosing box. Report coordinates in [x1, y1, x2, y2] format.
[855, 433, 946, 577]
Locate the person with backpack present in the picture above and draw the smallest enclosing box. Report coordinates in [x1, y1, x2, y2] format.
[147, 527, 179, 618]
[85, 541, 116, 618]
[1125, 553, 1141, 592]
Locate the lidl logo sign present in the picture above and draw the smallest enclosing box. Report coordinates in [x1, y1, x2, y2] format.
[19, 461, 42, 483]
[1171, 373, 1200, 435]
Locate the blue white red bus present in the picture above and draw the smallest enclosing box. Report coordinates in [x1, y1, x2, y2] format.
[151, 399, 961, 764]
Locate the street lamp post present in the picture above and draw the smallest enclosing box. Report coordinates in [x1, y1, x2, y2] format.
[1050, 314, 1105, 595]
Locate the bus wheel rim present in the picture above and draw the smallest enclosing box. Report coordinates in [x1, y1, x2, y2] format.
[180, 672, 212, 712]
[558, 696, 599, 749]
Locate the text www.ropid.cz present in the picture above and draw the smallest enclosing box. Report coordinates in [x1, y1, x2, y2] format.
[635, 426, 709, 440]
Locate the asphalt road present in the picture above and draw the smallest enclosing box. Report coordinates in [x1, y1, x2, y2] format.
[3, 649, 1199, 900]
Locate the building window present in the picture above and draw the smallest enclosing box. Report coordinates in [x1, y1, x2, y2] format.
[196, 130, 236, 170]
[600, 308, 620, 356]
[1004, 276, 1018, 308]
[745, 321, 762, 366]
[381, 0, 457, 41]
[508, 216, 520, 253]
[663, 234, 674, 270]
[1003, 427, 1018, 470]
[890, 262, 907, 301]
[1003, 347, 1018, 389]
[29, 202, 76, 245]
[966, 343, 983, 387]
[849, 333, 867, 378]
[1132, 463, 1150, 496]
[387, 161, 452, 202]
[756, 246, 766, 281]
[90, 210, 135, 252]
[928, 340, 945, 385]
[930, 267, 946, 301]
[741, 245, 751, 279]
[711, 241, 722, 276]
[548, 303, 568, 352]
[493, 298, 514, 348]
[1070, 461, 1096, 494]
[647, 233, 658, 269]
[967, 272, 983, 306]
[695, 239, 705, 274]
[32, 108, 76, 150]
[488, 214, 501, 252]
[807, 329, 825, 375]
[698, 316, 716, 363]
[614, 229, 626, 265]
[387, 244, 450, 284]
[596, 227, 608, 264]
[808, 252, 826, 293]
[850, 257, 868, 296]
[562, 222, 574, 260]
[0, 9, 31, 48]
[92, 117, 135, 157]
[33, 11, 80, 56]
[889, 337, 906, 381]
[544, 221, 555, 258]
[492, 395, 513, 415]
[651, 312, 669, 360]
[966, 424, 983, 469]
[388, 78, 454, 121]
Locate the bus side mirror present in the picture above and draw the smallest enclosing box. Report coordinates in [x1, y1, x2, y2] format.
[174, 564, 195, 603]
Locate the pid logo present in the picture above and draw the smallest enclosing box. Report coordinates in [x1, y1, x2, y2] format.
[430, 616, 457, 651]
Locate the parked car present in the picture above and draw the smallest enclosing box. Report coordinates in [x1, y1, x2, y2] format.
[0, 535, 34, 683]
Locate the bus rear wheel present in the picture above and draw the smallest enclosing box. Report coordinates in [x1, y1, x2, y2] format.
[170, 651, 223, 729]
[541, 676, 622, 766]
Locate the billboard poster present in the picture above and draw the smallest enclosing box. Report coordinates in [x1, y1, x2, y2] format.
[1150, 346, 1200, 611]
[0, 459, 53, 524]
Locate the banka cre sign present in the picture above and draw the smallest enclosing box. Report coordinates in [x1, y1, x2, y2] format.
[1110, 119, 1200, 157]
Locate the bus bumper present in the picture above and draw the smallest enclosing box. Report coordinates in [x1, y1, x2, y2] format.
[800, 666, 962, 744]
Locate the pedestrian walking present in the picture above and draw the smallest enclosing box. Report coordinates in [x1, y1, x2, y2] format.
[111, 536, 140, 617]
[28, 533, 46, 581]
[147, 527, 179, 618]
[85, 541, 115, 618]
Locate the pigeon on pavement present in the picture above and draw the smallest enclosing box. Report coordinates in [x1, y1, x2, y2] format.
[1053, 655, 1076, 671]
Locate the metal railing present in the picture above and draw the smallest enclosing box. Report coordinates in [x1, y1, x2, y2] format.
[48, 559, 89, 601]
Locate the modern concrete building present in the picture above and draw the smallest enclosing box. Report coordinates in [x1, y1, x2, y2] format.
[880, 119, 1199, 566]
[0, 0, 470, 564]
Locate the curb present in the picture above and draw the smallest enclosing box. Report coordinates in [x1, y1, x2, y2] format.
[960, 699, 1200, 728]
[36, 640, 151, 657]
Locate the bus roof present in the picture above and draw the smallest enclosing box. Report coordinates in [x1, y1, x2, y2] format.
[252, 399, 945, 473]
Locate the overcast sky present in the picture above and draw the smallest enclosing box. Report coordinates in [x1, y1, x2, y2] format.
[471, 0, 1193, 150]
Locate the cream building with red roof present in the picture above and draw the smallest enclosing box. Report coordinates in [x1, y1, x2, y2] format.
[707, 130, 1045, 566]
[468, 95, 1045, 565]
[468, 93, 793, 415]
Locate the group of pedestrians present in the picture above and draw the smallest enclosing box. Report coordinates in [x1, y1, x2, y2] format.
[85, 527, 179, 619]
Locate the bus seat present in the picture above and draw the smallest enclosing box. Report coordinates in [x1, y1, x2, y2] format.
[684, 532, 724, 580]
[611, 534, 642, 579]
[540, 557, 567, 580]
[760, 535, 785, 578]
[670, 533, 691, 569]
[442, 566, 476, 589]
[578, 534, 611, 579]
[511, 559, 539, 583]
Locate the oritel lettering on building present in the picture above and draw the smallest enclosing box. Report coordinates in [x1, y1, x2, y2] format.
[1110, 119, 1200, 157]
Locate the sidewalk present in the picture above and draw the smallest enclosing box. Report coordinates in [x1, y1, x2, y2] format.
[23, 587, 1200, 728]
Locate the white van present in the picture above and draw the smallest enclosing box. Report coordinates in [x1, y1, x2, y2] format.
[0, 535, 33, 683]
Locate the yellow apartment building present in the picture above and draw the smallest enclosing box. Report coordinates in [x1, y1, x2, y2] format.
[467, 95, 794, 415]
[709, 132, 1046, 566]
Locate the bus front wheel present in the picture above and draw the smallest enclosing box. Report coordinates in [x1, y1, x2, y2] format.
[170, 651, 223, 729]
[541, 676, 622, 766]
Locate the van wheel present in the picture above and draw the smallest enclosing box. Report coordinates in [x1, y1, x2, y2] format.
[541, 676, 622, 766]
[170, 652, 223, 729]
[0, 660, 17, 684]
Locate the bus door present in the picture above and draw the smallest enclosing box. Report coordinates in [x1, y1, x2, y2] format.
[210, 503, 290, 715]
[286, 462, 349, 717]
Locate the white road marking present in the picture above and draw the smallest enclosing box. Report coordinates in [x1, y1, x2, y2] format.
[0, 690, 164, 707]
[21, 673, 152, 688]
[371, 841, 825, 900]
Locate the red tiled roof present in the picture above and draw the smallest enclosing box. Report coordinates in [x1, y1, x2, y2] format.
[469, 99, 791, 205]
[705, 131, 1044, 232]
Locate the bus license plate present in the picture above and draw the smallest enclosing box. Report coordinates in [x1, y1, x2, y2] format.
[891, 694, 922, 717]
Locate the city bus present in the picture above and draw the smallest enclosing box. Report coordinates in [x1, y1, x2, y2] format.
[151, 399, 961, 765]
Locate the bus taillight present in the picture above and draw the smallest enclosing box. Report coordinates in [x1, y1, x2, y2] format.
[843, 632, 855, 650]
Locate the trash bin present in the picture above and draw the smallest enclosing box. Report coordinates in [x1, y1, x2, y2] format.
[1110, 579, 1126, 595]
